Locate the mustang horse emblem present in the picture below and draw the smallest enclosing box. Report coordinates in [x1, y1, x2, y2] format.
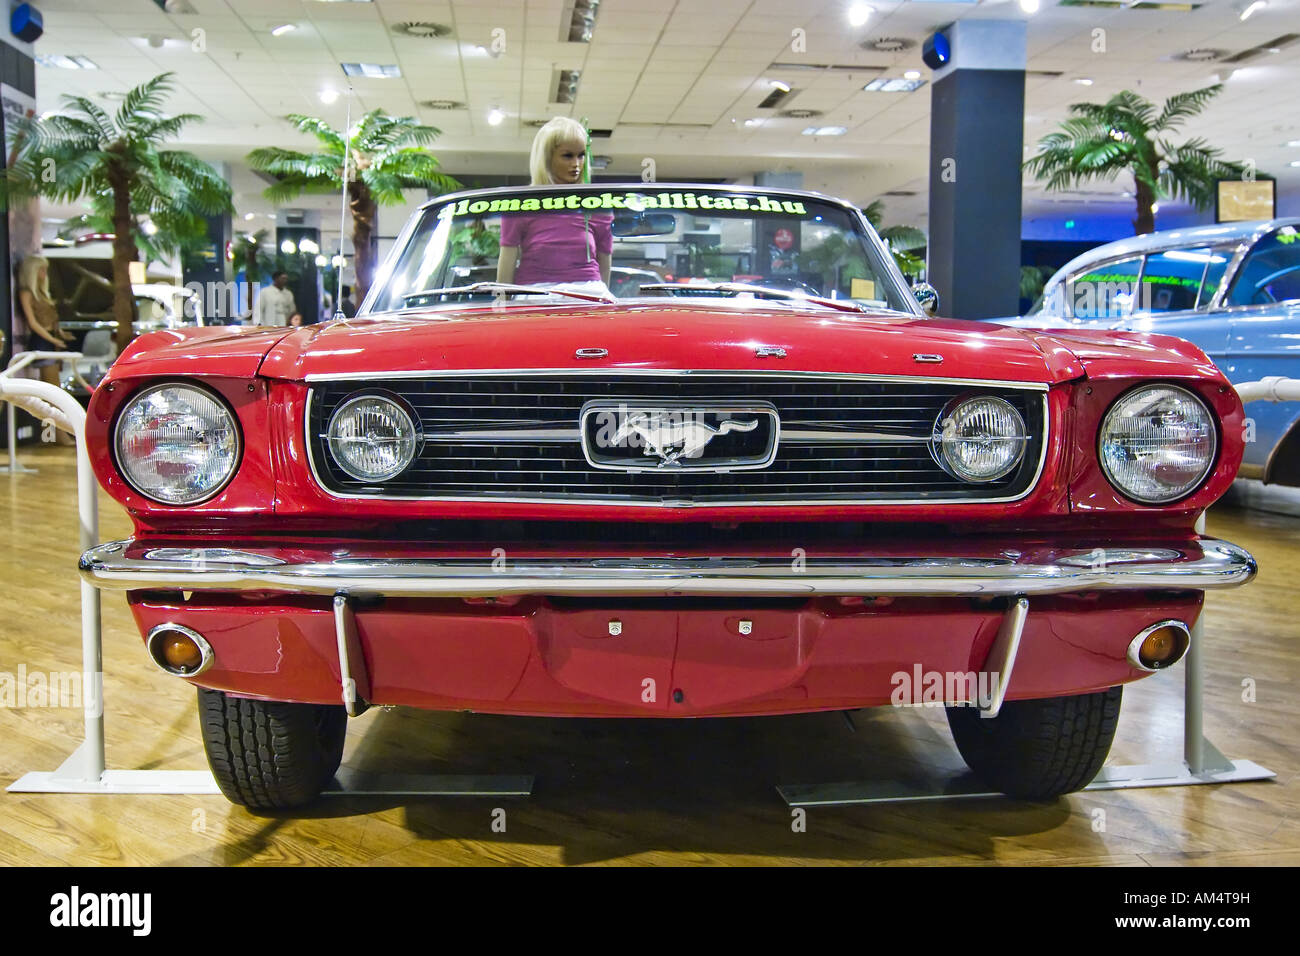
[610, 412, 758, 466]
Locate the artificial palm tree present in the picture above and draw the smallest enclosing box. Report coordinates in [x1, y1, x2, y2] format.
[56, 189, 213, 268]
[247, 111, 461, 303]
[862, 200, 927, 277]
[1024, 85, 1252, 235]
[1, 72, 232, 351]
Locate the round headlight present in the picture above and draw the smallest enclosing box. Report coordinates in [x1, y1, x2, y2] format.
[932, 396, 1028, 482]
[1099, 385, 1216, 504]
[327, 394, 419, 482]
[114, 383, 241, 505]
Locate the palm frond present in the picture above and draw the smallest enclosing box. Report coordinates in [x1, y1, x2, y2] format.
[1154, 84, 1223, 130]
[115, 72, 177, 131]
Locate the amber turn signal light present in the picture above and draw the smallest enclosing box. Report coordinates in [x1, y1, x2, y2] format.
[1126, 620, 1190, 672]
[146, 624, 214, 677]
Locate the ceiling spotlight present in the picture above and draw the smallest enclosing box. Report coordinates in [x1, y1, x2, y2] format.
[903, 70, 921, 80]
[318, 88, 340, 104]
[270, 24, 297, 37]
[1019, 0, 1040, 11]
[487, 108, 505, 126]
[848, 3, 875, 27]
[243, 212, 256, 221]
[770, 80, 791, 92]
[1075, 77, 1094, 85]
[744, 117, 763, 127]
[1239, 0, 1266, 19]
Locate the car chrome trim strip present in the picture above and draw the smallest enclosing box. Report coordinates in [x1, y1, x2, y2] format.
[81, 538, 1256, 599]
[302, 368, 1052, 390]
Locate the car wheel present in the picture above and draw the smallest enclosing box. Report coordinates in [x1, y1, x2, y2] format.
[197, 687, 347, 809]
[945, 686, 1122, 799]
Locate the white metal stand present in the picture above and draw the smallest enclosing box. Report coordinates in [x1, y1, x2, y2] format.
[1, 376, 528, 798]
[2, 376, 1295, 804]
[778, 381, 1299, 806]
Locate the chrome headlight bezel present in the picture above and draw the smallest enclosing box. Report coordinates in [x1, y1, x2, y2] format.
[325, 391, 423, 483]
[112, 380, 243, 506]
[1098, 383, 1218, 505]
[930, 394, 1030, 483]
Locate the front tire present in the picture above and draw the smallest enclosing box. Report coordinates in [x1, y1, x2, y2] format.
[198, 688, 346, 809]
[946, 686, 1122, 799]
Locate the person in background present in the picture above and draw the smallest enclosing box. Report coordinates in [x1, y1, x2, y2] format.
[288, 312, 303, 327]
[339, 286, 358, 318]
[15, 255, 74, 388]
[254, 271, 297, 326]
[496, 117, 612, 297]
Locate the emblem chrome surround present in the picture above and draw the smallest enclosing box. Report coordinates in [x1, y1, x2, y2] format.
[913, 353, 943, 364]
[575, 347, 608, 359]
[755, 346, 787, 358]
[579, 400, 781, 472]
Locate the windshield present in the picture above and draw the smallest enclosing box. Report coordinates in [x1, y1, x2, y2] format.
[364, 186, 915, 315]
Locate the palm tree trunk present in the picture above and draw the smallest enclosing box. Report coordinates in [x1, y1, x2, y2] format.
[106, 164, 137, 354]
[349, 181, 377, 304]
[1133, 178, 1156, 236]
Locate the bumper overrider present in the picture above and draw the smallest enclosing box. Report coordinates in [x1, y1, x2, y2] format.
[79, 537, 1256, 719]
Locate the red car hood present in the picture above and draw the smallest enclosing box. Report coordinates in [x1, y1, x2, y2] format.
[258, 303, 1088, 384]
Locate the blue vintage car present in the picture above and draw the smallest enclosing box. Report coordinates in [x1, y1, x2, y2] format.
[1002, 218, 1300, 486]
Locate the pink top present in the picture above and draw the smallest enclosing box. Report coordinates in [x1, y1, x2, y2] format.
[499, 212, 614, 285]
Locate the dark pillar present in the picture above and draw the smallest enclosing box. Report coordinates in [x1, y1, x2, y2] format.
[1, 37, 38, 369]
[926, 20, 1026, 320]
[182, 162, 233, 322]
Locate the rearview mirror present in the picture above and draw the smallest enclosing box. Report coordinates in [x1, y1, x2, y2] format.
[611, 212, 678, 237]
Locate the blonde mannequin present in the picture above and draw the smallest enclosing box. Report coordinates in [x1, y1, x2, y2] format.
[16, 256, 76, 443]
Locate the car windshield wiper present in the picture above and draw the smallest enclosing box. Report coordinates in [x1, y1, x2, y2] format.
[401, 282, 617, 306]
[638, 282, 868, 314]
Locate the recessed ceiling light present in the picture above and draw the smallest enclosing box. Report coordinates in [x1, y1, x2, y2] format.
[35, 54, 98, 70]
[1075, 77, 1094, 85]
[340, 63, 401, 78]
[903, 70, 921, 80]
[744, 118, 763, 127]
[1290, 160, 1300, 167]
[487, 108, 505, 126]
[1239, 0, 1266, 20]
[421, 99, 465, 110]
[848, 3, 875, 26]
[318, 88, 340, 104]
[1020, 0, 1041, 11]
[270, 24, 296, 37]
[863, 37, 914, 53]
[1287, 140, 1300, 147]
[770, 80, 791, 92]
[802, 125, 847, 136]
[864, 77, 926, 92]
[244, 213, 256, 220]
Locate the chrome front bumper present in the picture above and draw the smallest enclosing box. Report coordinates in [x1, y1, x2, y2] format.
[78, 538, 1256, 599]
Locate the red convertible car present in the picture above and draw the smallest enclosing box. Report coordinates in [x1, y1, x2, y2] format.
[79, 184, 1256, 808]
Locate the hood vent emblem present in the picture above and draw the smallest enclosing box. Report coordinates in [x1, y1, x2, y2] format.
[755, 346, 787, 358]
[575, 347, 608, 359]
[913, 353, 943, 364]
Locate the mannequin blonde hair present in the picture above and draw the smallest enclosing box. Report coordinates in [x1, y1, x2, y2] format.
[528, 117, 588, 185]
[18, 255, 52, 304]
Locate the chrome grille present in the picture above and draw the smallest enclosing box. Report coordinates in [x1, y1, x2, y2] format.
[307, 373, 1047, 504]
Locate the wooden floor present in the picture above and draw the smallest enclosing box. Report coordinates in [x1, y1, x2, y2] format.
[1, 443, 1297, 866]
